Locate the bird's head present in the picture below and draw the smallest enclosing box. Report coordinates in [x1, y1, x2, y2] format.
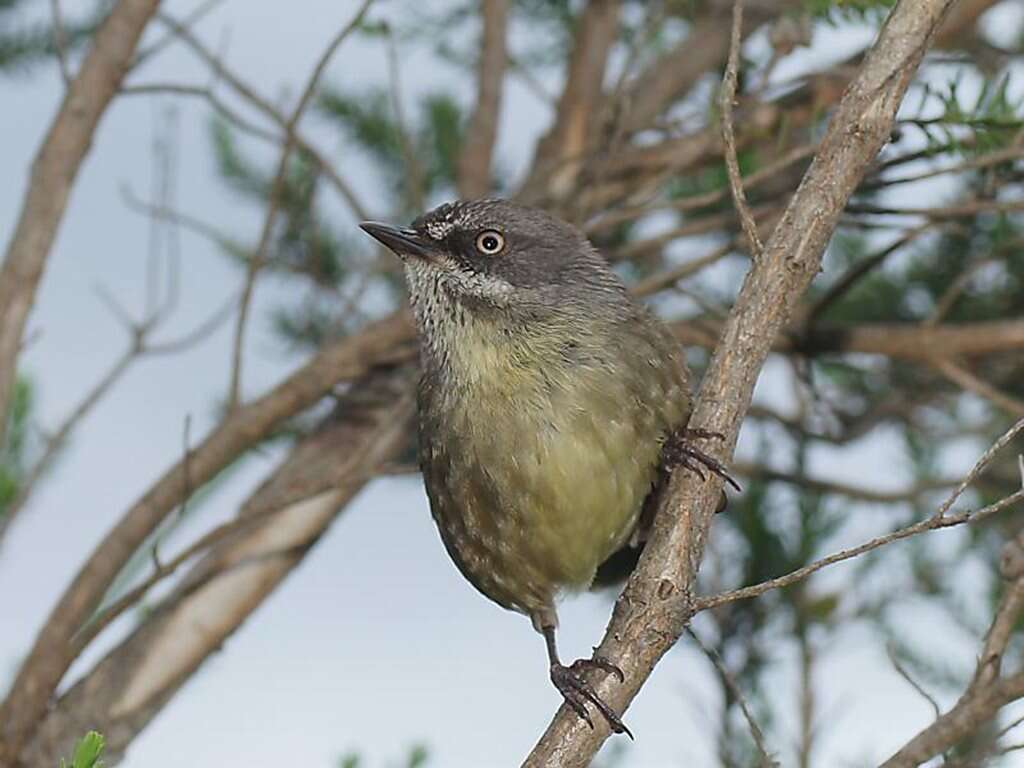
[359, 199, 627, 330]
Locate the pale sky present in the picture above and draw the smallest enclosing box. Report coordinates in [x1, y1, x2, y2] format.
[2, 2, 1023, 767]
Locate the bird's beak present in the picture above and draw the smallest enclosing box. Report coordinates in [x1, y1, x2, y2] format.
[359, 221, 433, 261]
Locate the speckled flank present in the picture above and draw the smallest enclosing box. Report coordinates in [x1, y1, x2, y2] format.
[404, 201, 691, 623]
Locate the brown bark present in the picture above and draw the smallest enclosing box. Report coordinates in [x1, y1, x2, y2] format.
[519, 0, 621, 204]
[18, 365, 416, 767]
[0, 0, 161, 453]
[619, 15, 730, 134]
[0, 313, 413, 764]
[521, 0, 957, 764]
[1, 0, 1007, 762]
[672, 318, 1024, 362]
[456, 0, 508, 199]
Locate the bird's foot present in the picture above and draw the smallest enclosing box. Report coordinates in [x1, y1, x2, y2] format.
[550, 657, 633, 739]
[663, 428, 741, 492]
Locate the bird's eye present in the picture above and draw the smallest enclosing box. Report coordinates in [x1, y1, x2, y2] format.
[475, 230, 505, 256]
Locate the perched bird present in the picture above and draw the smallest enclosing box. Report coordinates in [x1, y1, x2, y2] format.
[360, 200, 731, 735]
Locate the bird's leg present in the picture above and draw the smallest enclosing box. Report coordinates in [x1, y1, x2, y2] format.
[662, 427, 741, 492]
[541, 624, 633, 738]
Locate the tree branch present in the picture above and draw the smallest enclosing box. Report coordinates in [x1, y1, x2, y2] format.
[456, 0, 508, 199]
[519, 0, 621, 205]
[153, 12, 371, 222]
[227, 0, 374, 410]
[20, 366, 417, 767]
[720, 0, 763, 258]
[671, 317, 1024, 362]
[0, 0, 161, 492]
[521, 1, 957, 764]
[0, 312, 413, 762]
[880, 531, 1024, 767]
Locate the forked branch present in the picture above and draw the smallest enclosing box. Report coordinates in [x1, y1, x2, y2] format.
[522, 1, 959, 764]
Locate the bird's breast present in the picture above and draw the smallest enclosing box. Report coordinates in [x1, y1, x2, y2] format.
[417, 320, 688, 615]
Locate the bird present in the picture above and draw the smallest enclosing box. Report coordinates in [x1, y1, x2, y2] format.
[359, 199, 733, 736]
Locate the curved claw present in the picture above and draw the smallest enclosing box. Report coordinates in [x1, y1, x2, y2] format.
[550, 661, 634, 739]
[663, 427, 741, 492]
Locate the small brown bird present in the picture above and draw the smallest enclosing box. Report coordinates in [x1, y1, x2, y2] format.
[360, 200, 730, 735]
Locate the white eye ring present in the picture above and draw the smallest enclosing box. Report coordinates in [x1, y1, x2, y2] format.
[475, 230, 505, 255]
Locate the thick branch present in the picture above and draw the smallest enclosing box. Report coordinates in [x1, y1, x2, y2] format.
[0, 313, 413, 762]
[456, 0, 508, 199]
[0, 0, 160, 472]
[19, 366, 416, 767]
[519, 0, 621, 204]
[672, 318, 1024, 362]
[522, 0, 956, 764]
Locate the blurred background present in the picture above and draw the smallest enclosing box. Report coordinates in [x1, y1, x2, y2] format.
[1, 0, 1024, 766]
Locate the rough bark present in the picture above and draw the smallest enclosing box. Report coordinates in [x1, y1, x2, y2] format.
[521, 0, 958, 764]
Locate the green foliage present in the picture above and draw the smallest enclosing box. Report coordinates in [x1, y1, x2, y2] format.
[59, 732, 105, 768]
[196, 6, 1024, 764]
[208, 78, 471, 352]
[338, 744, 429, 768]
[209, 119, 269, 202]
[209, 116, 359, 292]
[912, 74, 1024, 155]
[0, 375, 35, 519]
[317, 86, 466, 210]
[0, 0, 106, 76]
[802, 0, 896, 23]
[817, 211, 1024, 328]
[211, 116, 402, 351]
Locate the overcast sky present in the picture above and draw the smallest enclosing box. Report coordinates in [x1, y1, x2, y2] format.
[2, 2, 1023, 766]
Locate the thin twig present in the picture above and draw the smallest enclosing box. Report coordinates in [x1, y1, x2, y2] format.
[71, 497, 288, 655]
[936, 417, 1024, 518]
[121, 185, 247, 255]
[887, 644, 942, 718]
[152, 13, 371, 221]
[49, 0, 72, 87]
[133, 0, 226, 68]
[0, 293, 237, 549]
[731, 461, 958, 504]
[804, 222, 940, 325]
[881, 544, 1024, 767]
[632, 242, 735, 297]
[699, 418, 1024, 612]
[227, 0, 375, 410]
[585, 144, 816, 235]
[926, 255, 1001, 326]
[845, 198, 1024, 220]
[864, 144, 1024, 190]
[719, 0, 763, 258]
[686, 627, 778, 767]
[697, 489, 1024, 613]
[121, 82, 281, 144]
[935, 359, 1024, 418]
